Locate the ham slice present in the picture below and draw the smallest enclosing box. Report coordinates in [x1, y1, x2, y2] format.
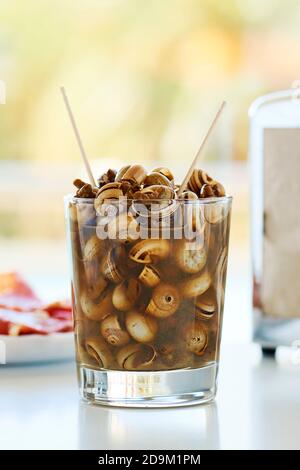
[0, 272, 42, 311]
[0, 273, 73, 335]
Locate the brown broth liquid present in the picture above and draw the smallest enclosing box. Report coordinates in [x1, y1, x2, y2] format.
[68, 201, 230, 371]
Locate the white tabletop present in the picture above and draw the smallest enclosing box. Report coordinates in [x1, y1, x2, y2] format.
[1, 253, 299, 450]
[1, 341, 300, 450]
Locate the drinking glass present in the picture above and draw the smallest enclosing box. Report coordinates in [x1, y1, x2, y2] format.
[65, 195, 231, 407]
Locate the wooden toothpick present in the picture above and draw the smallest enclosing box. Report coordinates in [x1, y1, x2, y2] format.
[60, 86, 96, 187]
[177, 101, 226, 197]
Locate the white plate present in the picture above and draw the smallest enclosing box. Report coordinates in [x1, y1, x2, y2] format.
[0, 332, 75, 364]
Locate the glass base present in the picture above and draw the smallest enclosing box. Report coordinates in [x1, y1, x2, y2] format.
[79, 363, 218, 408]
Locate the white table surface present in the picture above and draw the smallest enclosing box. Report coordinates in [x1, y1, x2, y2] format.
[1, 341, 300, 450]
[1, 256, 300, 450]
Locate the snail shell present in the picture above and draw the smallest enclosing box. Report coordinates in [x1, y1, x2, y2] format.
[84, 271, 108, 300]
[179, 190, 198, 200]
[174, 239, 207, 274]
[177, 191, 205, 233]
[125, 310, 158, 343]
[77, 342, 98, 367]
[120, 164, 147, 185]
[200, 181, 225, 198]
[115, 165, 131, 181]
[100, 246, 125, 283]
[183, 321, 208, 356]
[146, 283, 181, 318]
[215, 246, 228, 305]
[85, 337, 113, 368]
[180, 271, 211, 298]
[140, 185, 175, 200]
[83, 234, 106, 262]
[151, 167, 174, 183]
[107, 213, 140, 243]
[195, 287, 216, 319]
[204, 202, 229, 224]
[112, 279, 140, 311]
[143, 172, 173, 187]
[187, 169, 214, 195]
[130, 199, 178, 225]
[94, 182, 124, 211]
[129, 239, 170, 264]
[100, 314, 130, 347]
[80, 288, 113, 321]
[116, 343, 157, 370]
[138, 265, 160, 288]
[114, 165, 131, 181]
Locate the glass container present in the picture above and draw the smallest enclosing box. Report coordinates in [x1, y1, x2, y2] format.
[65, 195, 231, 407]
[250, 89, 300, 349]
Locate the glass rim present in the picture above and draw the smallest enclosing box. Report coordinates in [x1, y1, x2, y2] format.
[64, 194, 232, 206]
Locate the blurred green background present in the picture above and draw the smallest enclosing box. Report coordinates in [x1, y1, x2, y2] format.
[0, 0, 299, 277]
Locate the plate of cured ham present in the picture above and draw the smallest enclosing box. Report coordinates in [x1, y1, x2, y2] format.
[0, 272, 75, 364]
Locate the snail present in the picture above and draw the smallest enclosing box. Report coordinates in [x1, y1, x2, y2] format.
[100, 245, 125, 283]
[125, 310, 158, 343]
[97, 168, 117, 187]
[80, 288, 113, 321]
[100, 314, 130, 347]
[200, 181, 225, 198]
[115, 165, 131, 181]
[143, 172, 173, 188]
[151, 167, 174, 183]
[83, 234, 106, 262]
[180, 271, 211, 298]
[112, 279, 140, 311]
[84, 270, 108, 300]
[195, 287, 216, 319]
[131, 198, 178, 224]
[76, 342, 98, 366]
[177, 190, 205, 233]
[183, 321, 208, 356]
[214, 246, 228, 305]
[138, 265, 161, 288]
[129, 239, 170, 264]
[146, 283, 181, 318]
[94, 182, 124, 211]
[85, 337, 113, 368]
[204, 201, 229, 224]
[174, 239, 207, 274]
[187, 169, 214, 195]
[179, 190, 198, 201]
[107, 213, 140, 244]
[139, 185, 175, 200]
[116, 343, 157, 370]
[120, 164, 147, 185]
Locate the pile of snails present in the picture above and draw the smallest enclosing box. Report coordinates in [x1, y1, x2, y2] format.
[69, 165, 230, 371]
[74, 165, 224, 201]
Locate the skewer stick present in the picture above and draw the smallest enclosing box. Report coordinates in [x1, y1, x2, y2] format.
[177, 101, 226, 197]
[60, 86, 96, 187]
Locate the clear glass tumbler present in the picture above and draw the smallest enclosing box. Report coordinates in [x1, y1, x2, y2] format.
[65, 195, 232, 407]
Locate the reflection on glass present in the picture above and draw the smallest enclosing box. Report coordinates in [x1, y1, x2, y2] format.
[78, 401, 220, 450]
